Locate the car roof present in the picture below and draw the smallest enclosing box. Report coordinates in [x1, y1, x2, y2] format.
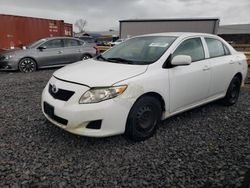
[42, 37, 80, 40]
[139, 32, 217, 38]
[79, 36, 94, 38]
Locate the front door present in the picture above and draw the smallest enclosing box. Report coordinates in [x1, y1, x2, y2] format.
[169, 37, 211, 113]
[36, 39, 65, 66]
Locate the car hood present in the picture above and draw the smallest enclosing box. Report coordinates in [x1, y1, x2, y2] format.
[0, 48, 28, 56]
[0, 49, 19, 55]
[53, 59, 148, 87]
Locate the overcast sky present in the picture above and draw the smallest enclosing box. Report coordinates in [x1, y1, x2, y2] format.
[0, 0, 249, 32]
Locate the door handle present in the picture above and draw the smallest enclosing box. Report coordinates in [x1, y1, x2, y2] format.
[57, 50, 63, 54]
[203, 66, 210, 71]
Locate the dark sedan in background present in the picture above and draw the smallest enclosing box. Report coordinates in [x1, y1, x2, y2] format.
[0, 37, 96, 73]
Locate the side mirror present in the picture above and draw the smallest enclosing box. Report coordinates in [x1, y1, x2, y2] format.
[171, 55, 191, 66]
[37, 46, 47, 50]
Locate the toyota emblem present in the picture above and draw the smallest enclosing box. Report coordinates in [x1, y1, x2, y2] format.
[51, 84, 59, 93]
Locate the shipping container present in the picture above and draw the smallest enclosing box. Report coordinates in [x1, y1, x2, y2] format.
[0, 14, 73, 49]
[119, 18, 220, 39]
[64, 23, 73, 37]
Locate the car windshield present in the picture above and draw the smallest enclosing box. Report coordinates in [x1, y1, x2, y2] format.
[99, 36, 176, 65]
[26, 39, 47, 48]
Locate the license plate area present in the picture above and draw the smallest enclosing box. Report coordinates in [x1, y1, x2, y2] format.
[43, 102, 68, 126]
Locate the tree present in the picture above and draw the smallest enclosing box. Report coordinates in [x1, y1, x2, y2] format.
[75, 19, 87, 33]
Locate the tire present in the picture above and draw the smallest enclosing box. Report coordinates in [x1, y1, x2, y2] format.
[221, 76, 241, 106]
[18, 58, 37, 73]
[125, 96, 162, 141]
[81, 54, 91, 60]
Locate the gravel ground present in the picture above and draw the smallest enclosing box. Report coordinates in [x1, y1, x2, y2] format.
[0, 69, 250, 188]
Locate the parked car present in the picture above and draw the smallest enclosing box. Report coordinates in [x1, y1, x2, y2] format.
[41, 33, 248, 141]
[77, 36, 96, 47]
[0, 37, 96, 73]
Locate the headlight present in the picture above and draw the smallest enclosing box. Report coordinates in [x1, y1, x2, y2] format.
[4, 54, 15, 60]
[79, 85, 127, 104]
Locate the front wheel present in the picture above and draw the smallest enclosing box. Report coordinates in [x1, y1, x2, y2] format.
[125, 96, 162, 141]
[18, 58, 37, 73]
[221, 76, 241, 106]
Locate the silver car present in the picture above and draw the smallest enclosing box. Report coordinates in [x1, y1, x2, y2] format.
[0, 37, 96, 73]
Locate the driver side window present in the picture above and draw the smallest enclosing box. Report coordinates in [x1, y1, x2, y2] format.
[173, 38, 205, 62]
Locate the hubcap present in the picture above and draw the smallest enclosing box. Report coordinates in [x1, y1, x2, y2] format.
[229, 82, 239, 103]
[20, 59, 35, 72]
[136, 105, 157, 132]
[83, 55, 90, 60]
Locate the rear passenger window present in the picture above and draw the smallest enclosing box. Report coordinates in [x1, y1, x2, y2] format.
[173, 38, 205, 62]
[64, 39, 81, 47]
[205, 38, 230, 58]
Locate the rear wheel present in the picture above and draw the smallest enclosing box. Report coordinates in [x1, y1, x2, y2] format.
[19, 58, 37, 73]
[221, 76, 241, 106]
[125, 96, 162, 141]
[81, 54, 91, 60]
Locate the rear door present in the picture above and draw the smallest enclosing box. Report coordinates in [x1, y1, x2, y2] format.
[204, 37, 235, 97]
[169, 37, 211, 113]
[36, 39, 65, 66]
[63, 39, 84, 63]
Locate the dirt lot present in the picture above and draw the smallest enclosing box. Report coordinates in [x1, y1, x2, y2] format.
[0, 69, 250, 188]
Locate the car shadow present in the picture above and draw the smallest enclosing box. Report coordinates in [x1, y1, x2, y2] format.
[41, 119, 135, 148]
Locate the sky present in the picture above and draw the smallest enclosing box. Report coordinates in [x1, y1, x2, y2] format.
[0, 0, 249, 32]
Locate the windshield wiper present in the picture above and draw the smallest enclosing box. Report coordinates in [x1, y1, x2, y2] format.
[96, 54, 109, 61]
[96, 55, 135, 64]
[106, 57, 135, 64]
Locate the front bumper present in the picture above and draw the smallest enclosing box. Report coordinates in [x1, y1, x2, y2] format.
[41, 76, 134, 137]
[0, 59, 18, 70]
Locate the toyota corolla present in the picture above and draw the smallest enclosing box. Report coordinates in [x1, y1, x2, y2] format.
[41, 32, 248, 141]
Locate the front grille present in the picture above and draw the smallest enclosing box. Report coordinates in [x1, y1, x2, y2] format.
[49, 84, 75, 101]
[44, 102, 68, 125]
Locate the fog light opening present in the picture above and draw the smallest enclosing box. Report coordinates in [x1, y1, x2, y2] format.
[86, 120, 102, 129]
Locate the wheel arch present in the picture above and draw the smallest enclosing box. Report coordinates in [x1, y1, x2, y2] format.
[134, 92, 166, 112]
[19, 57, 38, 67]
[234, 72, 243, 85]
[125, 91, 166, 141]
[82, 53, 92, 58]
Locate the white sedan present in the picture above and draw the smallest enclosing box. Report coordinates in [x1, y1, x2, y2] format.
[41, 32, 248, 141]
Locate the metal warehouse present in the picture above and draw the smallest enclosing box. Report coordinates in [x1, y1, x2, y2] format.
[0, 14, 73, 50]
[119, 18, 220, 39]
[218, 24, 250, 44]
